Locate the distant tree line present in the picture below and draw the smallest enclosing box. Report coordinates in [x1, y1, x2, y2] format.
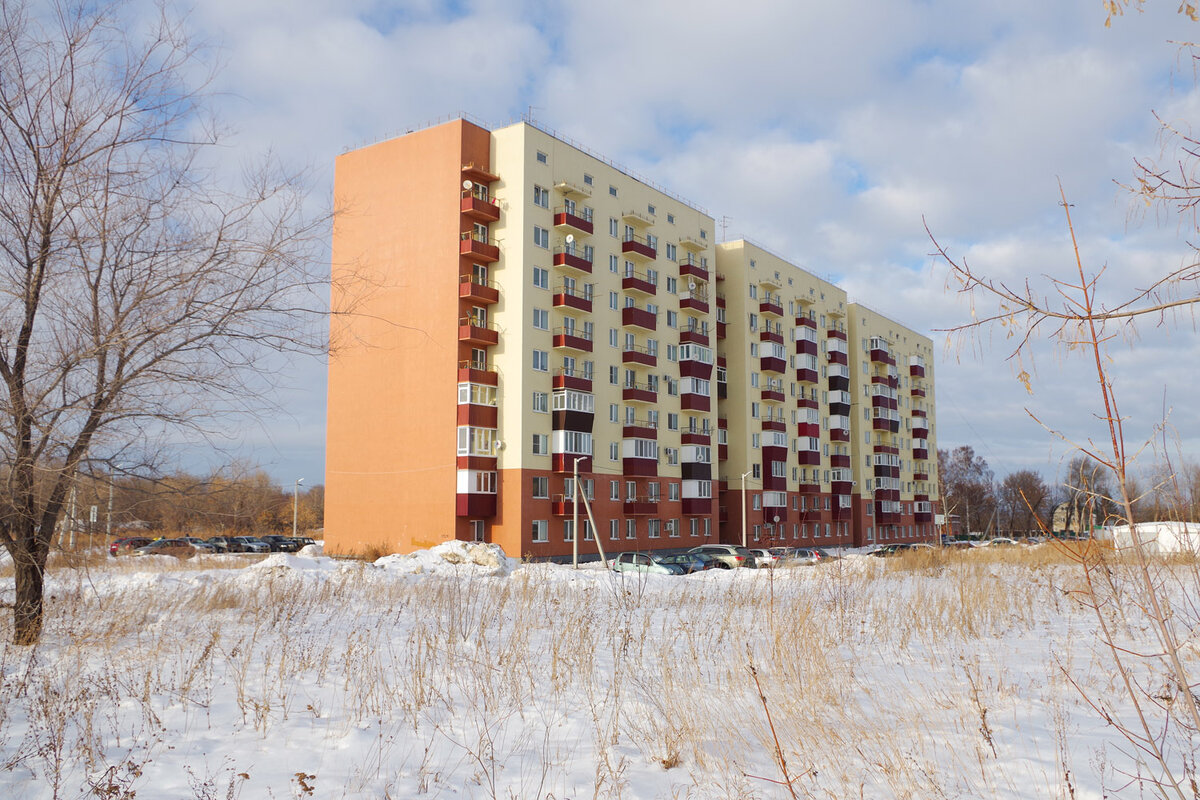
[50, 463, 323, 539]
[938, 446, 1200, 537]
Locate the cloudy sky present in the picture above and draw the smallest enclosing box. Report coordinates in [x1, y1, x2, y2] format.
[149, 0, 1200, 488]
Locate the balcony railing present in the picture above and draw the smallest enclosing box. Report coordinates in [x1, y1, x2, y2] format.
[553, 246, 593, 273]
[554, 206, 594, 235]
[621, 345, 657, 367]
[459, 274, 499, 304]
[461, 192, 500, 223]
[553, 327, 593, 352]
[553, 285, 592, 312]
[460, 231, 499, 262]
[621, 233, 657, 260]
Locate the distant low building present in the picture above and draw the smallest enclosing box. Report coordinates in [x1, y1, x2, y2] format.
[1109, 522, 1200, 555]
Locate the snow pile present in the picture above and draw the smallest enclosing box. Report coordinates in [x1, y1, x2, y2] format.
[374, 539, 516, 576]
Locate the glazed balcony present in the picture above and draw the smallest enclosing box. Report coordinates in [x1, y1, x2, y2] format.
[622, 345, 657, 367]
[459, 274, 499, 304]
[554, 207, 594, 235]
[553, 368, 593, 393]
[910, 355, 927, 378]
[621, 234, 657, 261]
[458, 317, 498, 346]
[622, 270, 657, 296]
[553, 286, 592, 313]
[622, 382, 658, 404]
[554, 246, 593, 273]
[621, 305, 657, 331]
[461, 192, 500, 223]
[679, 258, 709, 282]
[460, 232, 499, 262]
[553, 327, 593, 353]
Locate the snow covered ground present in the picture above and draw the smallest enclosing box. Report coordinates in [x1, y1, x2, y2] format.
[0, 541, 1194, 799]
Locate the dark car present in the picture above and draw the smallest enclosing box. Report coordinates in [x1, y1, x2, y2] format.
[291, 536, 317, 550]
[109, 536, 153, 556]
[656, 552, 716, 574]
[260, 535, 302, 552]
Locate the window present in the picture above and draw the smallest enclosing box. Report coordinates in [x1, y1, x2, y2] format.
[609, 291, 619, 310]
[532, 520, 548, 542]
[669, 482, 681, 501]
[608, 328, 618, 348]
[665, 243, 677, 261]
[563, 520, 574, 542]
[609, 519, 619, 540]
[610, 254, 619, 273]
[610, 480, 620, 500]
[648, 520, 661, 538]
[533, 226, 549, 249]
[532, 391, 548, 412]
[609, 403, 619, 423]
[584, 173, 593, 186]
[666, 310, 677, 328]
[626, 519, 637, 539]
[610, 441, 619, 461]
[532, 433, 549, 455]
[532, 350, 548, 371]
[666, 344, 677, 362]
[532, 476, 549, 498]
[533, 266, 549, 289]
[667, 213, 675, 224]
[610, 218, 619, 237]
[609, 365, 619, 385]
[667, 413, 679, 431]
[647, 204, 656, 216]
[532, 308, 549, 330]
[533, 185, 549, 208]
[536, 151, 548, 164]
[609, 185, 618, 197]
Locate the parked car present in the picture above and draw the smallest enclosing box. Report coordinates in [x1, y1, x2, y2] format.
[133, 538, 198, 558]
[611, 552, 683, 576]
[748, 548, 782, 567]
[230, 536, 270, 554]
[813, 547, 843, 561]
[109, 536, 153, 556]
[291, 536, 317, 550]
[870, 542, 935, 557]
[177, 537, 219, 554]
[687, 544, 758, 569]
[205, 535, 241, 552]
[260, 535, 302, 552]
[656, 552, 716, 574]
[987, 537, 1021, 547]
[783, 547, 822, 566]
[942, 540, 976, 549]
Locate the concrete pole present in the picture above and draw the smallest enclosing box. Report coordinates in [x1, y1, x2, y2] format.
[293, 478, 304, 538]
[741, 470, 752, 548]
[572, 458, 581, 568]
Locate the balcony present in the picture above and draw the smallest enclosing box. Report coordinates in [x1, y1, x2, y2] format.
[680, 392, 710, 412]
[455, 493, 497, 517]
[623, 497, 658, 515]
[678, 234, 706, 251]
[759, 329, 783, 345]
[761, 388, 785, 403]
[621, 305, 656, 331]
[553, 246, 593, 273]
[622, 420, 657, 440]
[458, 317, 498, 346]
[461, 162, 500, 184]
[679, 289, 709, 314]
[623, 382, 657, 404]
[460, 232, 499, 262]
[622, 270, 657, 295]
[681, 430, 711, 445]
[679, 258, 709, 282]
[682, 498, 712, 516]
[622, 345, 657, 367]
[458, 360, 498, 386]
[553, 287, 592, 313]
[621, 234, 657, 261]
[552, 453, 592, 474]
[795, 367, 818, 384]
[553, 327, 593, 352]
[622, 208, 655, 227]
[759, 297, 784, 317]
[554, 207, 594, 236]
[679, 327, 709, 346]
[553, 368, 592, 392]
[760, 356, 786, 375]
[459, 275, 499, 304]
[461, 193, 500, 223]
[911, 386, 926, 398]
[555, 177, 591, 197]
[796, 315, 817, 331]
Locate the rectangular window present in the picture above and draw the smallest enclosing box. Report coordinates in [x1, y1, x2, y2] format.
[626, 519, 637, 539]
[533, 266, 549, 289]
[609, 291, 619, 310]
[584, 173, 593, 186]
[533, 185, 549, 208]
[610, 254, 619, 273]
[669, 482, 680, 500]
[532, 433, 549, 455]
[533, 350, 548, 371]
[532, 391, 548, 412]
[610, 218, 619, 237]
[533, 226, 549, 248]
[532, 476, 549, 498]
[533, 308, 549, 330]
[665, 243, 677, 261]
[609, 441, 619, 461]
[609, 519, 619, 540]
[563, 520, 574, 542]
[648, 519, 661, 538]
[532, 520, 548, 542]
[610, 185, 618, 197]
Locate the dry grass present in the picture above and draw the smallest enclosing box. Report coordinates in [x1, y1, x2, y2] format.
[0, 545, 1189, 798]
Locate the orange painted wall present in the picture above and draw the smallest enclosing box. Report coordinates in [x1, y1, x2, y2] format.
[326, 120, 490, 556]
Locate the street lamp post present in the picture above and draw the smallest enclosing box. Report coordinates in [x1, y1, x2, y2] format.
[573, 457, 584, 568]
[293, 478, 304, 538]
[741, 469, 753, 548]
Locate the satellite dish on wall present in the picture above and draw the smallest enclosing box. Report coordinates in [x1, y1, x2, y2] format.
[463, 179, 473, 190]
[688, 280, 696, 290]
[565, 234, 575, 244]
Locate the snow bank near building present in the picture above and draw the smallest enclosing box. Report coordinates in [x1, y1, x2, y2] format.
[374, 540, 516, 576]
[1110, 521, 1200, 555]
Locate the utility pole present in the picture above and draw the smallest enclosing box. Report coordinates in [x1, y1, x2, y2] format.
[741, 470, 753, 547]
[293, 478, 304, 537]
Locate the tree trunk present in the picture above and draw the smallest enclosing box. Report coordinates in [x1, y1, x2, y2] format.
[12, 536, 47, 646]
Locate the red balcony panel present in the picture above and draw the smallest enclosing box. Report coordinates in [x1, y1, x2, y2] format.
[623, 458, 658, 478]
[624, 499, 658, 515]
[829, 429, 850, 442]
[761, 389, 785, 403]
[717, 321, 726, 339]
[456, 404, 498, 427]
[553, 371, 592, 392]
[681, 431, 711, 445]
[680, 393, 710, 412]
[459, 323, 499, 346]
[796, 422, 819, 438]
[827, 328, 847, 341]
[831, 481, 853, 495]
[461, 195, 500, 223]
[623, 386, 657, 404]
[679, 329, 709, 346]
[830, 454, 851, 468]
[760, 329, 783, 345]
[913, 448, 928, 461]
[622, 424, 657, 440]
[827, 351, 847, 365]
[874, 445, 899, 454]
[912, 425, 929, 439]
[621, 306, 657, 330]
[682, 498, 712, 516]
[832, 504, 853, 521]
[553, 291, 592, 312]
[911, 387, 926, 398]
[910, 365, 926, 379]
[459, 278, 499, 304]
[460, 236, 500, 262]
[679, 296, 709, 314]
[759, 299, 783, 317]
[680, 261, 709, 282]
[678, 359, 712, 380]
[455, 493, 497, 517]
[870, 348, 891, 364]
[621, 237, 657, 260]
[796, 397, 818, 410]
[553, 409, 594, 433]
[554, 249, 593, 273]
[552, 454, 592, 473]
[622, 274, 657, 295]
[760, 356, 786, 374]
[761, 419, 786, 432]
[719, 444, 728, 461]
[554, 210, 594, 235]
[797, 451, 821, 466]
[796, 316, 817, 330]
[458, 364, 498, 386]
[914, 472, 929, 482]
[456, 455, 497, 471]
[915, 512, 933, 523]
[622, 348, 656, 367]
[553, 331, 593, 352]
[795, 368, 819, 384]
[796, 482, 821, 495]
[795, 339, 817, 356]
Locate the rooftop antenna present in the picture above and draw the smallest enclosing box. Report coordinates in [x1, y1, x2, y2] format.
[719, 215, 732, 242]
[526, 105, 542, 124]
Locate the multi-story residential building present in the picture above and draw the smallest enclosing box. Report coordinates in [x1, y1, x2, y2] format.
[325, 117, 936, 557]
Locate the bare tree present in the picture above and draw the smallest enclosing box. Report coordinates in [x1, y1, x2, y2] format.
[996, 469, 1049, 536]
[937, 446, 995, 535]
[0, 0, 325, 644]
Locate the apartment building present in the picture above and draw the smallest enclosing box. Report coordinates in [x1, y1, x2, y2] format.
[325, 117, 936, 557]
